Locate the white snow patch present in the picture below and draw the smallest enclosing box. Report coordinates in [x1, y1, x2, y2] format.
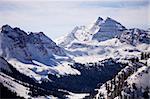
[6, 59, 80, 82]
[66, 93, 89, 99]
[0, 72, 30, 98]
[127, 66, 150, 89]
[52, 62, 81, 75]
[73, 55, 110, 64]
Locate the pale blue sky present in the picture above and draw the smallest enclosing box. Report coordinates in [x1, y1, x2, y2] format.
[0, 0, 149, 40]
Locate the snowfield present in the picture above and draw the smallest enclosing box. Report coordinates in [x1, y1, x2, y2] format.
[7, 59, 80, 82]
[69, 38, 149, 64]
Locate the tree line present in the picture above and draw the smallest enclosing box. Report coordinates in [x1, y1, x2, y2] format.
[95, 61, 149, 99]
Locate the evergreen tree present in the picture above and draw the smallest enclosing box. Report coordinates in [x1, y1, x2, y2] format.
[141, 52, 144, 60]
[136, 57, 139, 62]
[132, 83, 137, 90]
[143, 87, 149, 99]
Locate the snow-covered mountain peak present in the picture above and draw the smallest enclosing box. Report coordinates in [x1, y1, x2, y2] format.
[104, 17, 124, 28]
[0, 24, 81, 84]
[95, 17, 104, 26]
[1, 24, 12, 32]
[1, 20, 150, 99]
[0, 25, 69, 63]
[105, 17, 115, 21]
[56, 17, 105, 47]
[28, 32, 56, 45]
[57, 17, 127, 48]
[92, 17, 126, 42]
[1, 25, 28, 39]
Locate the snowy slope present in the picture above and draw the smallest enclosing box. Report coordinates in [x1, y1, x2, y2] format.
[92, 17, 126, 42]
[127, 66, 150, 89]
[66, 38, 149, 64]
[0, 72, 30, 98]
[0, 72, 61, 99]
[0, 25, 80, 82]
[55, 17, 149, 64]
[56, 17, 126, 48]
[56, 17, 103, 47]
[0, 25, 69, 65]
[0, 17, 150, 99]
[93, 61, 150, 99]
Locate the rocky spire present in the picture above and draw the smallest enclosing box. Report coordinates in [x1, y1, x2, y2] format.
[95, 17, 104, 25]
[1, 24, 12, 33]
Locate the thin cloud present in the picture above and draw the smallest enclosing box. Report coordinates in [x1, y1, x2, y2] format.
[0, 0, 149, 39]
[81, 0, 149, 9]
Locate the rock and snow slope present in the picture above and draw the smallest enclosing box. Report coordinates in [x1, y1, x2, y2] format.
[119, 28, 150, 46]
[0, 25, 80, 81]
[0, 17, 150, 99]
[0, 25, 68, 64]
[56, 17, 126, 48]
[127, 66, 150, 89]
[56, 17, 103, 48]
[92, 17, 126, 42]
[0, 72, 30, 98]
[56, 17, 150, 99]
[56, 17, 149, 64]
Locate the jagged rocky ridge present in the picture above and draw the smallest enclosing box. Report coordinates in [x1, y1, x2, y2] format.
[119, 28, 150, 46]
[0, 25, 68, 65]
[57, 17, 127, 48]
[92, 17, 126, 42]
[57, 17, 149, 50]
[0, 17, 150, 99]
[0, 24, 80, 82]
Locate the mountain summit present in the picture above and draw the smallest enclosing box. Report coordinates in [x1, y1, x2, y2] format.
[0, 25, 68, 65]
[92, 17, 126, 41]
[57, 17, 127, 48]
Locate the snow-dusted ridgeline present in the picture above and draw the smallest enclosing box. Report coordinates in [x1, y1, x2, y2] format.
[0, 16, 150, 99]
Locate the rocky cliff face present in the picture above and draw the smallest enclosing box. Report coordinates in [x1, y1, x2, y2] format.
[0, 25, 67, 65]
[118, 28, 150, 46]
[92, 17, 126, 42]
